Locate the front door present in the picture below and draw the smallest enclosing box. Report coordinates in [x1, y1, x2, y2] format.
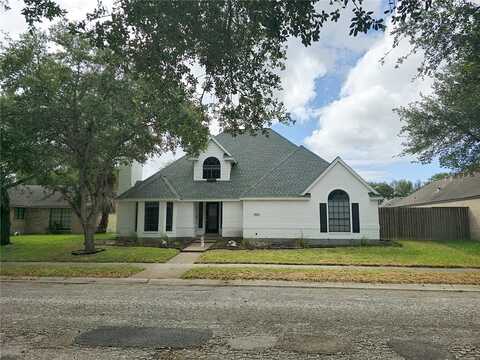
[206, 202, 219, 234]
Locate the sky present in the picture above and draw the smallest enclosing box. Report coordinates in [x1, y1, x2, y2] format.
[0, 0, 445, 183]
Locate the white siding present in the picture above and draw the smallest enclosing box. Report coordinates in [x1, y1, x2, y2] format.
[193, 140, 232, 181]
[174, 201, 196, 238]
[117, 202, 136, 236]
[222, 201, 243, 237]
[242, 161, 380, 240]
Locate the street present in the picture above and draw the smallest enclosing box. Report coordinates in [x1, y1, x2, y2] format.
[1, 281, 479, 359]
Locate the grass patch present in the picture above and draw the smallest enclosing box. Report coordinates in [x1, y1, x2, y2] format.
[0, 234, 179, 263]
[199, 240, 480, 268]
[0, 263, 144, 278]
[182, 267, 480, 285]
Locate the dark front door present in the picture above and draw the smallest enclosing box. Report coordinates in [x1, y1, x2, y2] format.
[206, 202, 219, 234]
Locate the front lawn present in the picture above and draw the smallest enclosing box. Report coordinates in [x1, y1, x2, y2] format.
[183, 267, 480, 285]
[0, 234, 179, 263]
[199, 240, 480, 268]
[0, 263, 144, 278]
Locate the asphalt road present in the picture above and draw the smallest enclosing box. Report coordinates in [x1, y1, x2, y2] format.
[1, 281, 480, 359]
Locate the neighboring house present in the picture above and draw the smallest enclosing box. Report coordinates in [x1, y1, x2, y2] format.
[116, 129, 382, 244]
[380, 197, 404, 207]
[382, 174, 480, 240]
[8, 185, 116, 234]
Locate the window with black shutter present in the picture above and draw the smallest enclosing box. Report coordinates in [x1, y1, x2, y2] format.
[166, 202, 173, 232]
[144, 202, 159, 232]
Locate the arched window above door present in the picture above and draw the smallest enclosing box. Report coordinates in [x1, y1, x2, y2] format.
[203, 157, 221, 180]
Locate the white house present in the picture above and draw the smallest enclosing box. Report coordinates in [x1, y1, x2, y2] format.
[116, 129, 382, 245]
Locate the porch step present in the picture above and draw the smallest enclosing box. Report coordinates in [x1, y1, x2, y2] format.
[181, 242, 214, 253]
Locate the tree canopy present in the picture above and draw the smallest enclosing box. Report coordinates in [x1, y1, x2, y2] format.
[397, 53, 480, 172]
[0, 26, 208, 250]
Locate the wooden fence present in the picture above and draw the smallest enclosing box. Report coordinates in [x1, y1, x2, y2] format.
[379, 207, 470, 241]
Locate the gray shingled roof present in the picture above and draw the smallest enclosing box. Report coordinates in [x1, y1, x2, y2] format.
[118, 129, 330, 200]
[8, 185, 69, 208]
[387, 173, 480, 207]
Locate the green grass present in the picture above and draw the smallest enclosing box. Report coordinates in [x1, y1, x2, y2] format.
[199, 240, 480, 268]
[0, 263, 144, 278]
[183, 266, 480, 285]
[0, 234, 179, 263]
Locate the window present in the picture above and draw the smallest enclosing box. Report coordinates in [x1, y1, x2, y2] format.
[144, 202, 159, 232]
[166, 202, 173, 232]
[203, 157, 220, 180]
[49, 208, 72, 230]
[328, 190, 350, 232]
[14, 207, 26, 220]
[198, 202, 203, 228]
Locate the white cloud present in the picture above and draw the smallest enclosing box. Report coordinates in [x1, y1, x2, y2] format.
[305, 22, 433, 174]
[277, 0, 383, 121]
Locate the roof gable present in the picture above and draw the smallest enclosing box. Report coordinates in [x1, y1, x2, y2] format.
[301, 157, 379, 196]
[118, 129, 331, 200]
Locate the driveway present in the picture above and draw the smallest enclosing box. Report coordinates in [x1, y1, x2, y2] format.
[1, 281, 479, 359]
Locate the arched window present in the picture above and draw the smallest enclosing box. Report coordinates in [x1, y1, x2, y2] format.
[328, 190, 350, 232]
[203, 157, 221, 180]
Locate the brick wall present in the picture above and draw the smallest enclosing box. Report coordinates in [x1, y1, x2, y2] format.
[10, 207, 113, 235]
[9, 209, 27, 234]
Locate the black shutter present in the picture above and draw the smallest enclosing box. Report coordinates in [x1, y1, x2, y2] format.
[319, 203, 328, 233]
[352, 203, 360, 233]
[134, 202, 138, 232]
[198, 202, 203, 228]
[166, 202, 173, 232]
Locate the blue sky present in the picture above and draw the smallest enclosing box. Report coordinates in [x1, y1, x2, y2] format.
[0, 0, 445, 183]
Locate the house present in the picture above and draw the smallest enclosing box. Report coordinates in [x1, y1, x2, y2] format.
[380, 197, 404, 208]
[8, 185, 116, 234]
[382, 173, 480, 240]
[116, 129, 382, 245]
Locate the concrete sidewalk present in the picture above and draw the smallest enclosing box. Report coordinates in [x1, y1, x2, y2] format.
[1, 276, 480, 292]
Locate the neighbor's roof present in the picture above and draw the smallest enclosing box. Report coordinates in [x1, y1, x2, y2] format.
[118, 129, 330, 200]
[8, 185, 69, 208]
[380, 197, 405, 207]
[387, 173, 480, 207]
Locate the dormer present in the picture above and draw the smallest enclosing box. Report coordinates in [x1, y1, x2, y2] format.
[192, 137, 235, 181]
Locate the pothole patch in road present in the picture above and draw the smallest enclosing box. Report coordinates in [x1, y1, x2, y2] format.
[388, 339, 455, 360]
[277, 334, 352, 354]
[75, 326, 212, 349]
[227, 335, 278, 351]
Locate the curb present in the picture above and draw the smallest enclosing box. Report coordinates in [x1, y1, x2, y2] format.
[2, 276, 480, 292]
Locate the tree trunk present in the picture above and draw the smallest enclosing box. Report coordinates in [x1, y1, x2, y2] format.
[79, 176, 96, 253]
[0, 186, 11, 246]
[96, 209, 109, 233]
[83, 221, 96, 253]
